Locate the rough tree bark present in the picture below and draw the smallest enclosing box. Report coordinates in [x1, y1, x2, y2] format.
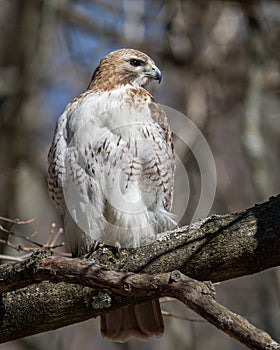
[0, 195, 280, 349]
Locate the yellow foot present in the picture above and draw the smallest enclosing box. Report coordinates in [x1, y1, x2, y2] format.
[84, 239, 104, 258]
[114, 240, 121, 258]
[93, 239, 105, 251]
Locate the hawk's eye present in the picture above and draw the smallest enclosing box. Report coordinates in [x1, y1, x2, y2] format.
[129, 59, 144, 67]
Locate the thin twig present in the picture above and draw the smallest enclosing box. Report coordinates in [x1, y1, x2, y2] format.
[0, 218, 68, 258]
[0, 216, 36, 225]
[162, 310, 206, 323]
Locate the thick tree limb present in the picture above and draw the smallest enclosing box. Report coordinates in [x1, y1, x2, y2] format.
[1, 195, 280, 348]
[1, 255, 279, 349]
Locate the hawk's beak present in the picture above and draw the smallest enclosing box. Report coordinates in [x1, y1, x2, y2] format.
[146, 65, 162, 84]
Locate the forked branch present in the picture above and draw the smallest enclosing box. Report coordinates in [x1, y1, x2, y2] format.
[1, 195, 280, 348]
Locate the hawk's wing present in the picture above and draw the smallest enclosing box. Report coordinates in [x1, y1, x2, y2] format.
[148, 98, 175, 211]
[48, 109, 68, 216]
[48, 92, 111, 236]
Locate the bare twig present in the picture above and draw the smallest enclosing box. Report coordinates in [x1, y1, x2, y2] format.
[0, 218, 67, 259]
[0, 217, 36, 225]
[161, 310, 206, 323]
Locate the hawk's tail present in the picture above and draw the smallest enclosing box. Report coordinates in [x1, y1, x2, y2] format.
[100, 299, 164, 342]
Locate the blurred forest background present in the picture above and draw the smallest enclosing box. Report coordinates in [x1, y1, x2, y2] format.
[0, 0, 279, 349]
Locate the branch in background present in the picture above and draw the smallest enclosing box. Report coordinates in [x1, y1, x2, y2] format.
[242, 3, 271, 200]
[161, 309, 206, 323]
[0, 217, 67, 259]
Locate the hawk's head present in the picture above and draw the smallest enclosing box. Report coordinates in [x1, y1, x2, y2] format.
[88, 48, 162, 91]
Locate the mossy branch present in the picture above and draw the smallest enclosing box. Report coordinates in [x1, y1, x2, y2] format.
[0, 195, 280, 348]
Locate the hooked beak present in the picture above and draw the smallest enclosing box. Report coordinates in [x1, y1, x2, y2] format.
[146, 65, 162, 84]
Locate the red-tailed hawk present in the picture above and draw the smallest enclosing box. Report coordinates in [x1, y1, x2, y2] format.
[48, 48, 176, 342]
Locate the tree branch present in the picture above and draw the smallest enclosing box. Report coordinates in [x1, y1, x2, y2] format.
[1, 195, 280, 348]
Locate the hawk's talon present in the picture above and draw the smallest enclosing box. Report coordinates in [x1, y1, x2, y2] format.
[114, 240, 121, 258]
[94, 239, 104, 251]
[84, 239, 104, 258]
